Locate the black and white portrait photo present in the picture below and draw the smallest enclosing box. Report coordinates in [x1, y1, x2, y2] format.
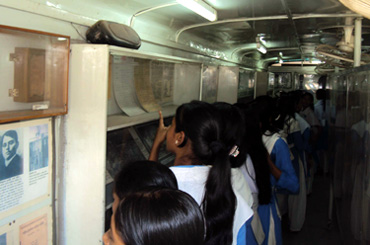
[29, 124, 49, 172]
[0, 129, 23, 181]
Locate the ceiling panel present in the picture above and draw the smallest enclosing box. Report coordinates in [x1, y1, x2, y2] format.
[87, 0, 370, 69]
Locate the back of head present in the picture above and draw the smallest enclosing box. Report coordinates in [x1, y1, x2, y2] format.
[234, 102, 261, 163]
[288, 90, 304, 112]
[277, 92, 296, 116]
[318, 75, 327, 88]
[276, 92, 299, 132]
[316, 89, 326, 100]
[235, 102, 272, 205]
[254, 95, 280, 134]
[175, 101, 236, 244]
[213, 102, 245, 168]
[114, 160, 178, 200]
[115, 187, 205, 245]
[175, 100, 223, 164]
[302, 91, 314, 110]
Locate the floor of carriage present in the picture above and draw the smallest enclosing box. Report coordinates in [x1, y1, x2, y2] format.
[282, 174, 342, 245]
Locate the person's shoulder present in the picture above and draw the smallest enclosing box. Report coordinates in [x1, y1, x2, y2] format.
[274, 137, 289, 150]
[170, 165, 209, 177]
[13, 154, 22, 163]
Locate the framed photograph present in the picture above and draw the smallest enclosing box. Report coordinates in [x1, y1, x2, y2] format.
[0, 118, 52, 219]
[0, 25, 70, 123]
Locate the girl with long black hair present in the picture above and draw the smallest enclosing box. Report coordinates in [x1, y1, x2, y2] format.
[104, 187, 205, 245]
[276, 93, 308, 232]
[150, 101, 254, 245]
[235, 101, 286, 244]
[104, 160, 179, 233]
[253, 95, 299, 244]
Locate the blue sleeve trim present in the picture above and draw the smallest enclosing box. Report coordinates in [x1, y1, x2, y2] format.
[170, 165, 200, 168]
[271, 139, 299, 194]
[237, 216, 257, 245]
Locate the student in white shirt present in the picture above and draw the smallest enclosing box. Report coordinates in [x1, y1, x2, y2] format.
[150, 101, 254, 245]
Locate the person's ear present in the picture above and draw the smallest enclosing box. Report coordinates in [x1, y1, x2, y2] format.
[175, 131, 185, 146]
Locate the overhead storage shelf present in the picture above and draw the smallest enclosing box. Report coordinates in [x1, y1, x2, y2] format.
[106, 45, 203, 131]
[109, 45, 200, 64]
[107, 105, 178, 131]
[70, 44, 240, 132]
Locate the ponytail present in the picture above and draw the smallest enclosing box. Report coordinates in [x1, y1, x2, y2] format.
[175, 101, 237, 245]
[235, 103, 272, 205]
[202, 143, 236, 245]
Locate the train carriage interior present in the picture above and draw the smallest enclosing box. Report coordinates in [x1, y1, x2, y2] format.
[0, 0, 370, 244]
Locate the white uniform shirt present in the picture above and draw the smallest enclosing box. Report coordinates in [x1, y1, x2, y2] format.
[170, 165, 254, 245]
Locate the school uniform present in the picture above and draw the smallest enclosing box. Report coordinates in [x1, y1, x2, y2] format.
[240, 155, 277, 245]
[262, 132, 299, 244]
[300, 106, 322, 171]
[295, 113, 311, 172]
[314, 100, 325, 127]
[295, 113, 311, 154]
[280, 117, 307, 232]
[170, 165, 255, 245]
[241, 155, 258, 209]
[300, 107, 321, 127]
[295, 113, 311, 192]
[262, 132, 299, 194]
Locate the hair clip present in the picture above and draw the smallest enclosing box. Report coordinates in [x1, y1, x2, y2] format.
[229, 145, 239, 157]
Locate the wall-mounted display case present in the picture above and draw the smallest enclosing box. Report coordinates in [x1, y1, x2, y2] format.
[0, 25, 69, 123]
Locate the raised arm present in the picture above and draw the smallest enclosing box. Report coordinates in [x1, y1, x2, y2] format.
[149, 111, 169, 161]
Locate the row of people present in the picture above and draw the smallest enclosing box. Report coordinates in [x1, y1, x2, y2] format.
[149, 99, 300, 244]
[273, 89, 329, 233]
[104, 98, 303, 245]
[149, 101, 254, 244]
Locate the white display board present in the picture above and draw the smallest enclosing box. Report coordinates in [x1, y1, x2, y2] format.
[217, 66, 239, 104]
[201, 66, 218, 103]
[0, 118, 53, 244]
[174, 63, 202, 105]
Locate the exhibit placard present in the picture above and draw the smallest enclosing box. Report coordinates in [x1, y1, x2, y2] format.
[0, 118, 52, 220]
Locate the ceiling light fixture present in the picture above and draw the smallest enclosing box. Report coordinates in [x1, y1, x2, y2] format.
[176, 0, 217, 21]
